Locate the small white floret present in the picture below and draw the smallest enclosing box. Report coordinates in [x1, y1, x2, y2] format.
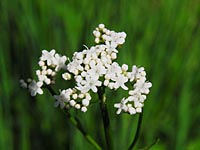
[62, 73, 71, 80]
[81, 107, 87, 112]
[99, 24, 105, 29]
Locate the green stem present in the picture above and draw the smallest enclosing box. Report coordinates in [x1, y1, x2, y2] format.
[64, 110, 102, 150]
[46, 85, 102, 150]
[98, 86, 113, 150]
[128, 112, 143, 150]
[138, 138, 160, 150]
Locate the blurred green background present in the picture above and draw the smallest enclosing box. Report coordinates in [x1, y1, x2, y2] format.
[1, 0, 200, 150]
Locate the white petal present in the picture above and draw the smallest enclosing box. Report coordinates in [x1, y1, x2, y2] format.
[136, 107, 142, 113]
[128, 107, 136, 115]
[121, 84, 128, 90]
[116, 109, 122, 114]
[37, 88, 43, 95]
[114, 103, 120, 108]
[92, 86, 98, 93]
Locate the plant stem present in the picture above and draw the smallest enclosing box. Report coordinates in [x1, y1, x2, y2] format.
[128, 112, 143, 150]
[64, 110, 102, 150]
[138, 138, 160, 150]
[46, 85, 102, 150]
[98, 86, 113, 150]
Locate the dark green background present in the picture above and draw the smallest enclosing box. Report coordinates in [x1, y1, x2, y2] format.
[1, 0, 200, 149]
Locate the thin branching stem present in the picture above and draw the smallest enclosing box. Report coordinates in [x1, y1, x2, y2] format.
[46, 85, 102, 150]
[63, 110, 102, 150]
[128, 112, 143, 150]
[98, 86, 113, 150]
[138, 138, 160, 150]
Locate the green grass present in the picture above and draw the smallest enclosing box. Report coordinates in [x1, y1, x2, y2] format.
[0, 0, 200, 149]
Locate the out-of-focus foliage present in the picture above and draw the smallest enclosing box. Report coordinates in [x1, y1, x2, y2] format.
[0, 0, 200, 150]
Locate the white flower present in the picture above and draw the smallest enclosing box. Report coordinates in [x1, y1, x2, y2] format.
[37, 73, 47, 82]
[75, 75, 84, 83]
[114, 98, 128, 114]
[54, 54, 67, 71]
[96, 45, 107, 54]
[100, 54, 112, 67]
[128, 91, 140, 101]
[105, 62, 122, 80]
[134, 101, 143, 108]
[28, 80, 43, 96]
[54, 89, 73, 108]
[128, 106, 136, 115]
[127, 65, 137, 82]
[133, 79, 152, 94]
[109, 31, 126, 46]
[105, 41, 118, 53]
[102, 30, 126, 48]
[112, 74, 128, 90]
[73, 51, 84, 61]
[135, 67, 146, 80]
[76, 76, 102, 93]
[88, 63, 106, 77]
[40, 49, 56, 66]
[67, 59, 83, 75]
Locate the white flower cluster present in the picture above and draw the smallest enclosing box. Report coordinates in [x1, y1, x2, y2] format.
[20, 24, 152, 115]
[93, 24, 126, 47]
[114, 66, 152, 115]
[20, 50, 67, 96]
[54, 88, 91, 112]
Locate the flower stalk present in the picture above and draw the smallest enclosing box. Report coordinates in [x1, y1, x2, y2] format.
[65, 111, 102, 150]
[98, 86, 113, 150]
[46, 85, 102, 150]
[128, 112, 143, 150]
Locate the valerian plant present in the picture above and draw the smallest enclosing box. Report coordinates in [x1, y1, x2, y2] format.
[20, 24, 153, 150]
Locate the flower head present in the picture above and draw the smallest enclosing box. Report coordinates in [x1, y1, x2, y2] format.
[21, 24, 152, 115]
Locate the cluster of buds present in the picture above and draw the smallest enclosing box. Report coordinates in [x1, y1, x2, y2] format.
[54, 88, 91, 112]
[93, 24, 126, 47]
[20, 50, 67, 96]
[20, 24, 152, 115]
